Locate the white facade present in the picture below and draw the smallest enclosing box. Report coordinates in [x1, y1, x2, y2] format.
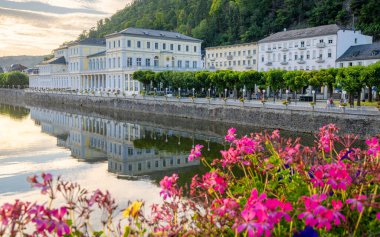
[336, 42, 380, 68]
[205, 43, 258, 71]
[258, 25, 373, 72]
[30, 28, 202, 94]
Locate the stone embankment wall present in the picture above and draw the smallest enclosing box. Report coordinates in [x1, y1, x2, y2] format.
[0, 89, 379, 136]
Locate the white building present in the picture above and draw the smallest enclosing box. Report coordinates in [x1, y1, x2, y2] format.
[258, 24, 373, 72]
[336, 42, 380, 67]
[30, 28, 203, 94]
[204, 42, 258, 71]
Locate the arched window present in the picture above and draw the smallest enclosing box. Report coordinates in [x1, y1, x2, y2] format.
[154, 56, 159, 67]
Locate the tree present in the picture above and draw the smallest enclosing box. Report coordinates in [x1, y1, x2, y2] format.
[284, 70, 308, 100]
[239, 70, 262, 99]
[315, 68, 338, 98]
[5, 72, 29, 86]
[133, 70, 155, 91]
[265, 69, 286, 102]
[360, 64, 378, 102]
[336, 66, 365, 106]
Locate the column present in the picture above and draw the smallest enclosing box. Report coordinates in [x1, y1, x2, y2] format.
[323, 86, 328, 99]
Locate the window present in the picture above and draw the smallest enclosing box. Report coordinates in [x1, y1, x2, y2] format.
[112, 58, 115, 68]
[147, 42, 150, 49]
[339, 63, 343, 68]
[186, 45, 189, 52]
[163, 43, 166, 50]
[261, 56, 264, 62]
[243, 60, 246, 65]
[192, 61, 197, 68]
[137, 41, 141, 48]
[108, 58, 111, 68]
[113, 41, 116, 48]
[117, 57, 120, 68]
[136, 58, 141, 66]
[127, 57, 132, 67]
[328, 49, 332, 58]
[177, 60, 182, 68]
[154, 56, 159, 67]
[328, 39, 333, 44]
[237, 60, 241, 66]
[155, 42, 158, 49]
[355, 38, 357, 44]
[146, 58, 151, 67]
[358, 62, 362, 66]
[349, 62, 353, 66]
[185, 61, 190, 68]
[295, 54, 298, 60]
[194, 46, 197, 52]
[301, 41, 305, 47]
[238, 51, 241, 56]
[178, 45, 181, 51]
[306, 51, 310, 59]
[233, 61, 236, 66]
[319, 39, 324, 43]
[127, 40, 131, 47]
[118, 40, 120, 47]
[170, 44, 174, 50]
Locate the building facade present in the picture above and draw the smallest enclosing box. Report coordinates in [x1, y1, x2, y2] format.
[336, 42, 380, 67]
[204, 42, 258, 71]
[30, 28, 202, 94]
[257, 24, 373, 72]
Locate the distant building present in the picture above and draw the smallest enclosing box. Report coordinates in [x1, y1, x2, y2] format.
[205, 42, 258, 71]
[336, 42, 380, 67]
[9, 64, 27, 72]
[258, 24, 373, 72]
[0, 66, 3, 73]
[30, 28, 203, 94]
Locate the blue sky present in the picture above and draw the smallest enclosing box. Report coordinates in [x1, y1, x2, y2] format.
[0, 0, 131, 56]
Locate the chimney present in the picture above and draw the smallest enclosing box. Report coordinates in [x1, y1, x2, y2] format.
[283, 28, 287, 32]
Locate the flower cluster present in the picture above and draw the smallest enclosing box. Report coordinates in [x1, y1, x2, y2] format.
[309, 162, 352, 191]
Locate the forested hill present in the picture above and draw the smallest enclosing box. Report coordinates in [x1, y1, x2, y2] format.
[79, 0, 380, 47]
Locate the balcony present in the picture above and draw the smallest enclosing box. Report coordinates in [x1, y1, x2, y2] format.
[280, 61, 288, 65]
[227, 55, 233, 60]
[297, 60, 306, 64]
[265, 62, 273, 66]
[281, 48, 288, 52]
[227, 67, 233, 70]
[246, 55, 253, 59]
[245, 66, 253, 69]
[316, 58, 325, 63]
[298, 46, 306, 50]
[316, 42, 326, 48]
[209, 58, 215, 61]
[266, 49, 273, 53]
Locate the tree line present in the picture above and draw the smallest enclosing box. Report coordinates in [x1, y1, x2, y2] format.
[133, 62, 380, 106]
[0, 72, 29, 87]
[79, 0, 380, 47]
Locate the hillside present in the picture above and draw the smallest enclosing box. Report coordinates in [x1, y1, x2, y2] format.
[0, 55, 45, 71]
[79, 0, 380, 48]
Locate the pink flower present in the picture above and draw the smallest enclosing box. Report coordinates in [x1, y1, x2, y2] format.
[376, 212, 380, 220]
[202, 171, 228, 194]
[234, 189, 292, 237]
[317, 124, 339, 153]
[188, 144, 204, 161]
[366, 137, 380, 156]
[346, 195, 367, 212]
[225, 128, 237, 142]
[220, 147, 240, 167]
[159, 174, 179, 200]
[211, 198, 240, 218]
[27, 173, 53, 195]
[309, 162, 352, 191]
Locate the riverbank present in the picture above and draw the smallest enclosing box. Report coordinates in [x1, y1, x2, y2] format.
[1, 89, 379, 136]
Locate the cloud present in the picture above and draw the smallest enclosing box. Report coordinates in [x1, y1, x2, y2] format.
[0, 0, 106, 15]
[0, 0, 132, 57]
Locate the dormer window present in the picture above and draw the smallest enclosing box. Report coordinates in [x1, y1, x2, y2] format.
[351, 51, 360, 57]
[371, 50, 379, 56]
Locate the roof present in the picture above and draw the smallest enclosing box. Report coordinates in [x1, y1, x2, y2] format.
[106, 28, 202, 43]
[206, 42, 257, 50]
[9, 64, 27, 71]
[67, 38, 106, 47]
[258, 24, 343, 43]
[41, 56, 66, 65]
[87, 50, 106, 58]
[336, 42, 380, 62]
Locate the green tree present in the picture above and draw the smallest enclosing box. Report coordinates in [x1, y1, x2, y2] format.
[284, 70, 308, 100]
[239, 70, 262, 99]
[5, 72, 29, 86]
[265, 69, 286, 102]
[336, 66, 365, 106]
[133, 70, 155, 91]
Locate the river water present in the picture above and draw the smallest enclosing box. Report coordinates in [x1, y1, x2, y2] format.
[0, 103, 313, 209]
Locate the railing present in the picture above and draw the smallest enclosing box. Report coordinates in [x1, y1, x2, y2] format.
[281, 61, 288, 65]
[316, 42, 326, 48]
[26, 89, 380, 116]
[265, 62, 273, 66]
[226, 55, 233, 60]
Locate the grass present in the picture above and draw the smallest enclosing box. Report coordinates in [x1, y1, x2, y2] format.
[360, 101, 380, 107]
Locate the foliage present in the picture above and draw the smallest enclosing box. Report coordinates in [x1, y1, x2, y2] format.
[79, 0, 380, 47]
[0, 72, 29, 86]
[1, 125, 379, 236]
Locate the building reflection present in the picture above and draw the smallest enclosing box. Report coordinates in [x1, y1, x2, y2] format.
[29, 108, 225, 177]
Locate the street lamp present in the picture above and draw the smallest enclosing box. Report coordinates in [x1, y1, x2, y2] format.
[262, 89, 266, 100]
[154, 87, 157, 96]
[243, 88, 246, 98]
[312, 90, 316, 103]
[165, 87, 168, 96]
[178, 87, 181, 97]
[224, 88, 227, 99]
[208, 88, 211, 98]
[192, 88, 195, 97]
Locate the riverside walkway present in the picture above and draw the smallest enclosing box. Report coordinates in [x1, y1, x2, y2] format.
[25, 89, 380, 116]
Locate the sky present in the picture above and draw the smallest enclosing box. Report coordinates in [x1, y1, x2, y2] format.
[0, 0, 132, 57]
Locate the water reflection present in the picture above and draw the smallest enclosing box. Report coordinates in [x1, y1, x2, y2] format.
[29, 107, 227, 178]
